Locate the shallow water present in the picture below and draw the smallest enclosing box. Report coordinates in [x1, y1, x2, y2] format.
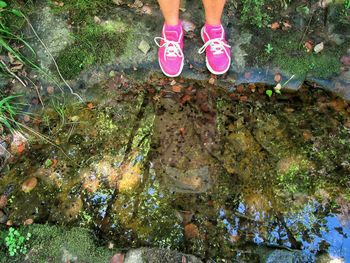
[1, 75, 350, 261]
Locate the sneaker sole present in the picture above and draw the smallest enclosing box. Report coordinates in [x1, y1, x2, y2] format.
[158, 57, 184, 78]
[200, 27, 231, 75]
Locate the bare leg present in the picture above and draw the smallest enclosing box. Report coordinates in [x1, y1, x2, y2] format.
[157, 0, 181, 26]
[202, 0, 226, 25]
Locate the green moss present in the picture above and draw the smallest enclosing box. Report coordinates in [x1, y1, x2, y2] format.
[257, 32, 345, 78]
[1, 225, 115, 263]
[55, 21, 131, 79]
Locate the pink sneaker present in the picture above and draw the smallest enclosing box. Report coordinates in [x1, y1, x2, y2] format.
[198, 24, 231, 75]
[154, 23, 184, 77]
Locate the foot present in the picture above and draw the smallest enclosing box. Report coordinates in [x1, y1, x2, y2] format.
[198, 24, 231, 75]
[154, 22, 184, 77]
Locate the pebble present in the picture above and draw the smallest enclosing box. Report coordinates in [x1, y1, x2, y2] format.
[22, 177, 38, 193]
[182, 20, 196, 32]
[138, 40, 150, 54]
[109, 253, 124, 263]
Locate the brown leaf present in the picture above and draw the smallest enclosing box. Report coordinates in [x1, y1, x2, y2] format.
[304, 41, 313, 52]
[282, 21, 292, 29]
[271, 22, 280, 30]
[179, 127, 185, 137]
[184, 223, 199, 239]
[172, 85, 182, 93]
[87, 102, 94, 109]
[24, 218, 34, 225]
[208, 77, 215, 85]
[180, 94, 191, 105]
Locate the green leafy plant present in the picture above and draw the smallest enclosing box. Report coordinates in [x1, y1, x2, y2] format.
[240, 0, 270, 27]
[265, 43, 273, 54]
[5, 227, 31, 256]
[0, 94, 25, 132]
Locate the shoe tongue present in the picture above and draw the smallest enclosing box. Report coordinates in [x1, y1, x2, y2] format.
[165, 30, 179, 41]
[207, 27, 223, 39]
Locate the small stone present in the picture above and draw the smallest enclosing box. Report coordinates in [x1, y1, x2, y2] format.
[182, 20, 196, 32]
[208, 77, 215, 85]
[22, 177, 38, 193]
[24, 218, 34, 225]
[112, 0, 123, 5]
[314, 42, 324, 53]
[94, 16, 101, 24]
[23, 115, 30, 122]
[108, 242, 115, 249]
[0, 210, 7, 224]
[138, 40, 150, 54]
[274, 73, 282, 83]
[47, 86, 54, 94]
[270, 22, 280, 30]
[6, 220, 13, 226]
[141, 5, 152, 15]
[184, 223, 199, 239]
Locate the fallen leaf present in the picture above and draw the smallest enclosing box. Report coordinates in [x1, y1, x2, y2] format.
[304, 41, 313, 52]
[87, 102, 94, 109]
[208, 77, 215, 85]
[239, 95, 248, 102]
[22, 177, 38, 193]
[180, 94, 191, 105]
[170, 79, 176, 86]
[179, 127, 185, 137]
[271, 22, 280, 30]
[282, 21, 292, 29]
[172, 85, 182, 93]
[184, 223, 199, 239]
[24, 218, 33, 225]
[314, 42, 324, 53]
[266, 90, 273, 97]
[236, 84, 244, 93]
[141, 5, 152, 15]
[23, 115, 30, 122]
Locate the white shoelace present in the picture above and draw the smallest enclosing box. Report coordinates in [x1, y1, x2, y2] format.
[154, 37, 183, 61]
[198, 38, 231, 56]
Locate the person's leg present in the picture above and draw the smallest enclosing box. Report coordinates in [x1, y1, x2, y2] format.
[202, 0, 226, 26]
[158, 0, 181, 26]
[155, 0, 184, 77]
[199, 0, 231, 75]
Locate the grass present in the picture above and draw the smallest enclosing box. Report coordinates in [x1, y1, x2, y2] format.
[0, 94, 25, 133]
[255, 32, 345, 78]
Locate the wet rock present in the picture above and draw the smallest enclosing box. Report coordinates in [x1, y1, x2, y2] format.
[123, 248, 202, 263]
[164, 166, 211, 193]
[21, 177, 38, 193]
[262, 249, 311, 263]
[0, 210, 7, 224]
